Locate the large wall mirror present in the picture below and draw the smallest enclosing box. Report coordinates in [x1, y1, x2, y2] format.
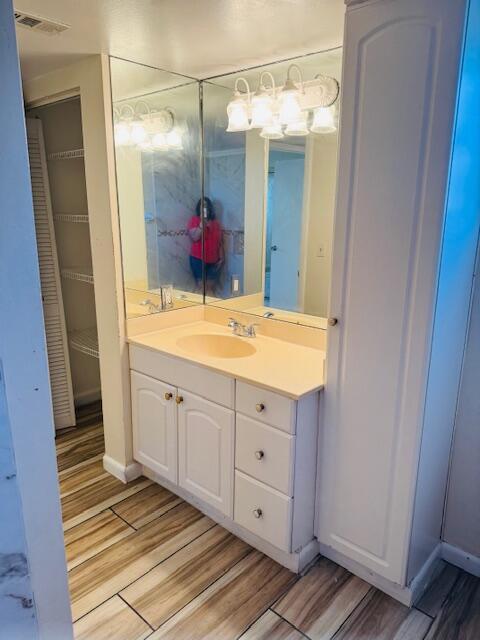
[202, 48, 342, 328]
[111, 48, 342, 327]
[110, 57, 202, 318]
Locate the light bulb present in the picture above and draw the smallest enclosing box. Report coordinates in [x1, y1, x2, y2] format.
[310, 106, 337, 134]
[278, 90, 302, 126]
[130, 121, 147, 144]
[226, 95, 250, 132]
[285, 112, 308, 136]
[250, 92, 274, 129]
[166, 129, 183, 149]
[260, 115, 284, 140]
[114, 122, 130, 146]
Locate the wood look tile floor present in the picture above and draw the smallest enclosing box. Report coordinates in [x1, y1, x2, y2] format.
[56, 418, 480, 640]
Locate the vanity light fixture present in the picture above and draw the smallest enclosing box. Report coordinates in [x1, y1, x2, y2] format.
[251, 72, 276, 129]
[225, 65, 340, 139]
[226, 77, 252, 132]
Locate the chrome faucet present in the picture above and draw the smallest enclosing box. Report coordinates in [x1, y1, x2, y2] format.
[228, 317, 259, 338]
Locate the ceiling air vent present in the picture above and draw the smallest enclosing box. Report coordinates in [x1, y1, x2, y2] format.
[14, 11, 70, 35]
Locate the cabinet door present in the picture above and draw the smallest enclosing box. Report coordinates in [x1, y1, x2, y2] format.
[318, 0, 466, 583]
[178, 390, 234, 517]
[131, 371, 177, 483]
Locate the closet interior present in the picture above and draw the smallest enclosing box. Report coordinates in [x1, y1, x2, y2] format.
[27, 97, 101, 430]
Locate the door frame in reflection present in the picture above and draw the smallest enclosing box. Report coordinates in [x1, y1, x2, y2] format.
[264, 140, 311, 313]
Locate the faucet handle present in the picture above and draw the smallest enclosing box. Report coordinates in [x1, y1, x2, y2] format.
[228, 317, 238, 327]
[245, 323, 260, 337]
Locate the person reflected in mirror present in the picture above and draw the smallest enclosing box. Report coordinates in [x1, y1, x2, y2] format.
[187, 197, 224, 297]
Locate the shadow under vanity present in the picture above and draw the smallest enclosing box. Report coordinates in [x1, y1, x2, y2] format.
[109, 50, 340, 571]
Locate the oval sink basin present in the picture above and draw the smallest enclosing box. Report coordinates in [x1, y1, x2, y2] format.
[176, 334, 256, 359]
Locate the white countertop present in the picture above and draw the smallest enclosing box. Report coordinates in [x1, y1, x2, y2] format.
[127, 320, 325, 399]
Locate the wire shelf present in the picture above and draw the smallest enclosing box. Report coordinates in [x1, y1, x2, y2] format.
[47, 148, 84, 160]
[54, 213, 89, 224]
[69, 327, 99, 358]
[61, 267, 94, 284]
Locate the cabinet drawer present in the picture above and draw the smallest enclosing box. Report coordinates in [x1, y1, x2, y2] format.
[235, 381, 296, 433]
[234, 471, 292, 552]
[235, 414, 294, 495]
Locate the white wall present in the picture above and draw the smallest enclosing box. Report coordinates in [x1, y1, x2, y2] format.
[0, 1, 72, 637]
[407, 0, 480, 581]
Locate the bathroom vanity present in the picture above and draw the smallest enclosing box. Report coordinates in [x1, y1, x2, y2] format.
[127, 316, 323, 571]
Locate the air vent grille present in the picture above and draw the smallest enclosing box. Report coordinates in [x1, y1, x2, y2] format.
[14, 11, 70, 35]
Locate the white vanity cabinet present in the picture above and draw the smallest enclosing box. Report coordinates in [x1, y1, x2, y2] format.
[129, 344, 319, 571]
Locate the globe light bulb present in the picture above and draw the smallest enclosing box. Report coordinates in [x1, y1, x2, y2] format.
[114, 122, 131, 146]
[250, 92, 274, 129]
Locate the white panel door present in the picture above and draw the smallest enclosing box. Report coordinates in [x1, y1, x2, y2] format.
[269, 158, 305, 311]
[131, 371, 177, 483]
[178, 390, 234, 517]
[318, 0, 467, 583]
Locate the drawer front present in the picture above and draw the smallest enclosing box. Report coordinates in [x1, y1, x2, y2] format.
[234, 471, 292, 552]
[235, 414, 294, 495]
[129, 344, 234, 408]
[236, 381, 296, 433]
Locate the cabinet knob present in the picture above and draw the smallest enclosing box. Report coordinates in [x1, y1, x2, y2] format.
[175, 395, 184, 405]
[252, 508, 263, 519]
[255, 403, 265, 413]
[254, 450, 265, 460]
[164, 392, 173, 401]
[327, 317, 338, 327]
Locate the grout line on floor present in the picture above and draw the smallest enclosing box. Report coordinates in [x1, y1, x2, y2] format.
[330, 586, 374, 640]
[108, 507, 138, 532]
[111, 497, 185, 531]
[117, 593, 155, 632]
[266, 609, 312, 640]
[150, 547, 255, 634]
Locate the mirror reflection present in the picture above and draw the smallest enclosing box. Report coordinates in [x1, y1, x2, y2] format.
[203, 48, 342, 328]
[111, 48, 342, 327]
[110, 57, 202, 318]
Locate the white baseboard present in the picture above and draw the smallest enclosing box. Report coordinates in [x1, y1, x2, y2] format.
[408, 543, 444, 604]
[103, 454, 143, 484]
[319, 543, 414, 606]
[442, 542, 480, 577]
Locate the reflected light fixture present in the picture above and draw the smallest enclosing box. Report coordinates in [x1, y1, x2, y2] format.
[260, 114, 284, 140]
[311, 105, 337, 134]
[226, 77, 251, 132]
[251, 72, 276, 129]
[285, 113, 309, 136]
[278, 64, 304, 126]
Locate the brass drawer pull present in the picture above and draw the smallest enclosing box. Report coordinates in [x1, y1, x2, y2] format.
[253, 508, 263, 519]
[255, 403, 265, 413]
[164, 392, 173, 401]
[254, 450, 265, 460]
[175, 395, 184, 405]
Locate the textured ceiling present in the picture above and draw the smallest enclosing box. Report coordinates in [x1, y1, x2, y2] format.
[15, 0, 345, 81]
